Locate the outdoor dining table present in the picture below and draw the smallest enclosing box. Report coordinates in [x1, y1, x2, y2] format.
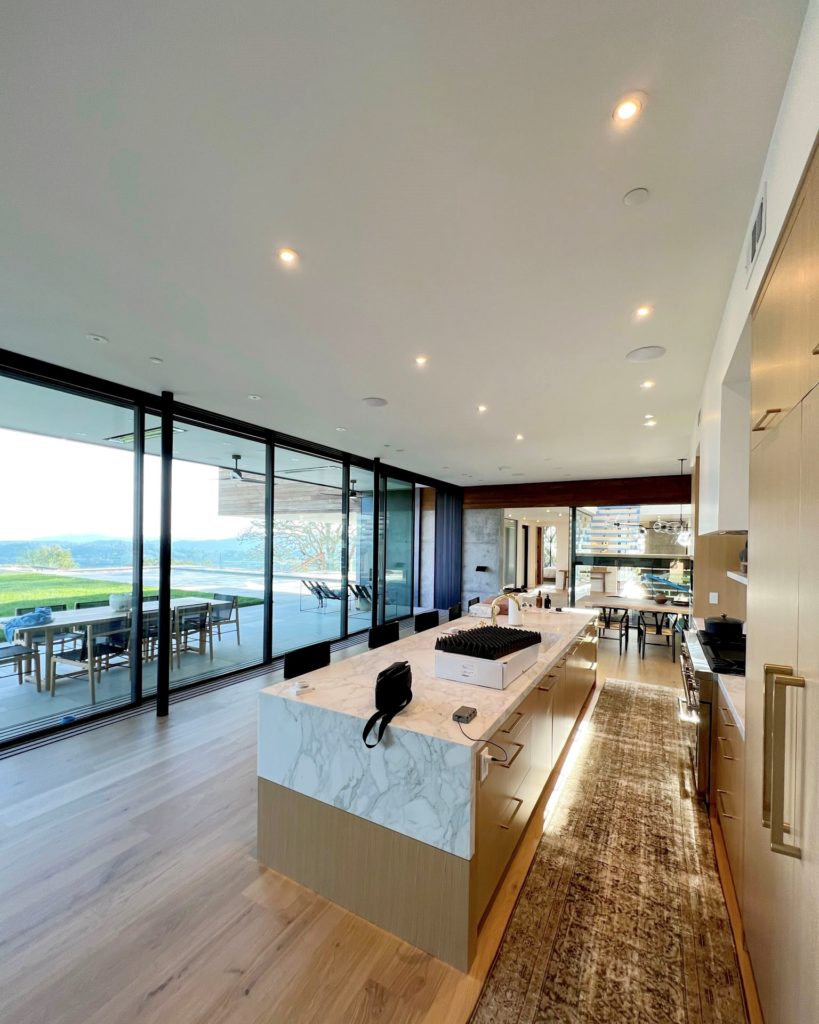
[0, 597, 230, 691]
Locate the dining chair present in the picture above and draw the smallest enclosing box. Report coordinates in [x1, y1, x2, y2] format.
[50, 615, 131, 704]
[638, 611, 678, 661]
[596, 606, 630, 655]
[0, 642, 40, 688]
[211, 594, 240, 645]
[283, 641, 331, 680]
[368, 622, 399, 650]
[75, 599, 109, 609]
[174, 604, 212, 667]
[414, 610, 439, 633]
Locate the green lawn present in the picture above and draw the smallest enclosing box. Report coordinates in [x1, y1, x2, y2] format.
[0, 571, 262, 623]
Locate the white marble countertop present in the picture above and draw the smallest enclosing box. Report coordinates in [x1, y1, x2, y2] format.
[717, 674, 746, 738]
[260, 608, 595, 748]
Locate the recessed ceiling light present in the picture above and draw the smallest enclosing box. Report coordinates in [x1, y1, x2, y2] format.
[396, 448, 406, 453]
[623, 187, 650, 206]
[640, 379, 656, 389]
[634, 305, 653, 320]
[335, 426, 347, 432]
[362, 396, 388, 407]
[248, 394, 262, 401]
[627, 346, 666, 362]
[644, 419, 657, 428]
[415, 355, 428, 366]
[477, 404, 488, 413]
[515, 434, 524, 441]
[75, 431, 88, 437]
[383, 444, 391, 448]
[613, 92, 646, 124]
[276, 247, 299, 267]
[442, 465, 450, 469]
[149, 356, 164, 364]
[644, 413, 654, 419]
[86, 333, 109, 345]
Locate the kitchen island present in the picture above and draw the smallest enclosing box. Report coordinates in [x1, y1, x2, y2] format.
[257, 608, 597, 969]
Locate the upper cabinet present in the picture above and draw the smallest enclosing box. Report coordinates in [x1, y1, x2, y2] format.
[752, 149, 819, 447]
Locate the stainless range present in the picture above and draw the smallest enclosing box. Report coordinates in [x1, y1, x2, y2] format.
[680, 629, 746, 803]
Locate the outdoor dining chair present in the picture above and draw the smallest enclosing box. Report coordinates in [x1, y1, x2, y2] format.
[211, 594, 241, 645]
[50, 615, 131, 704]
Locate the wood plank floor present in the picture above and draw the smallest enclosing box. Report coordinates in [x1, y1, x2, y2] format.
[0, 640, 682, 1024]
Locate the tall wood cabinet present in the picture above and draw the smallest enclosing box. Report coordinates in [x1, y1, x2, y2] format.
[744, 142, 819, 1024]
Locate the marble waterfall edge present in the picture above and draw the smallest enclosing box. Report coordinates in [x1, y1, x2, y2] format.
[258, 695, 474, 858]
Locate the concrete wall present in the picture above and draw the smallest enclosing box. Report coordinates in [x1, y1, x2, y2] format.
[461, 508, 503, 603]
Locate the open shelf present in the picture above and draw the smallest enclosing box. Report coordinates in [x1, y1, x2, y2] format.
[727, 570, 748, 586]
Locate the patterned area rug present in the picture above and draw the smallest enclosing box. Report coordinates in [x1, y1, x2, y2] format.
[470, 680, 746, 1024]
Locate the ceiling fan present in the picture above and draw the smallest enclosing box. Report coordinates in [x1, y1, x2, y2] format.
[220, 453, 265, 483]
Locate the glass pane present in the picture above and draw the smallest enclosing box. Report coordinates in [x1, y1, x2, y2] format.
[0, 375, 136, 741]
[142, 422, 266, 691]
[347, 470, 374, 630]
[273, 447, 344, 654]
[382, 478, 413, 620]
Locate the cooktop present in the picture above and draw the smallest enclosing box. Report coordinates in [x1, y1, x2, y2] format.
[697, 631, 746, 676]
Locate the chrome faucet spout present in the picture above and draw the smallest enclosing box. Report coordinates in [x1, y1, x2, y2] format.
[490, 592, 521, 626]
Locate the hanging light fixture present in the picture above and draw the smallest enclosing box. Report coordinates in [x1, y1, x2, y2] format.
[675, 458, 691, 546]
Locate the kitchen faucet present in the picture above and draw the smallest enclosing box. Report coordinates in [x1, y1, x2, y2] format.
[490, 592, 522, 626]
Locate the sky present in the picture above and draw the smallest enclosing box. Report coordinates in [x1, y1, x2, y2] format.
[0, 430, 251, 541]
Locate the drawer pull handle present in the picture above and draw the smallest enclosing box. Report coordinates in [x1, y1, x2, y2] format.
[716, 789, 737, 820]
[813, 341, 819, 355]
[497, 741, 524, 769]
[753, 408, 782, 431]
[717, 735, 735, 760]
[718, 705, 735, 728]
[499, 710, 524, 735]
[498, 796, 524, 830]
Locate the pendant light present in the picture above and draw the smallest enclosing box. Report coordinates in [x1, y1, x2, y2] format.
[675, 458, 691, 547]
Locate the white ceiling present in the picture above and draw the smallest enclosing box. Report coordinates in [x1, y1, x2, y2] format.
[0, 1, 808, 486]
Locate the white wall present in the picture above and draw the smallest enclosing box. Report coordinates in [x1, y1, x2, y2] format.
[694, 0, 819, 532]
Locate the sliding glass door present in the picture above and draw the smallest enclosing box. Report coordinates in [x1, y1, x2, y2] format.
[379, 477, 414, 622]
[0, 375, 137, 742]
[272, 447, 345, 654]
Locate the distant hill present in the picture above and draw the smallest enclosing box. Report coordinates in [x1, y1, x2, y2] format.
[0, 537, 260, 569]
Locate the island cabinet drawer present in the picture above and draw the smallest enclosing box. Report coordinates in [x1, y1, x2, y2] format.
[484, 712, 535, 811]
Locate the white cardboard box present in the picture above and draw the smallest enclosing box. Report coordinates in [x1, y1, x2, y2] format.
[433, 641, 540, 690]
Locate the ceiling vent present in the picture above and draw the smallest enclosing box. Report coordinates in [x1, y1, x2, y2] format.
[745, 183, 766, 282]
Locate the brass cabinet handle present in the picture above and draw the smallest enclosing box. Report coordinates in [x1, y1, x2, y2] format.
[717, 735, 735, 760]
[752, 408, 782, 431]
[716, 789, 737, 820]
[499, 710, 524, 735]
[770, 671, 805, 858]
[813, 341, 819, 355]
[498, 796, 524, 830]
[497, 741, 524, 769]
[762, 663, 792, 828]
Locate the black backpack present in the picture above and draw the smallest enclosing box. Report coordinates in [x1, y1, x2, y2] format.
[362, 661, 413, 748]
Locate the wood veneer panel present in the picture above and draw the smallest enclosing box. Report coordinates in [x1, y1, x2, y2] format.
[463, 474, 691, 510]
[258, 778, 476, 970]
